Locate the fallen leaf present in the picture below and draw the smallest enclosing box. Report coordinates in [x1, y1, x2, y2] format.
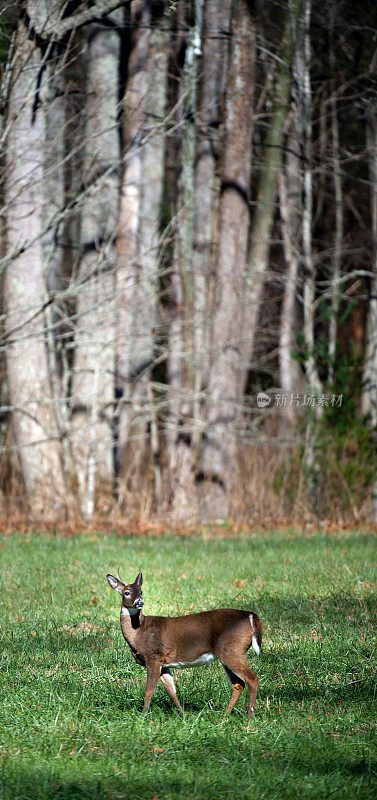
[310, 629, 323, 642]
[235, 578, 245, 588]
[151, 746, 165, 753]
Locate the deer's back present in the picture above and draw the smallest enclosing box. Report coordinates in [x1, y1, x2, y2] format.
[143, 608, 261, 662]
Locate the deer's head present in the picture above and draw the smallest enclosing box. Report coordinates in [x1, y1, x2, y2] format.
[107, 567, 144, 613]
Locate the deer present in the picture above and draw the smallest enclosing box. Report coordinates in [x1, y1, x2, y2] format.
[107, 567, 262, 716]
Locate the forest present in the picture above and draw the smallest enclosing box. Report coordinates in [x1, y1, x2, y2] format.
[0, 0, 376, 525]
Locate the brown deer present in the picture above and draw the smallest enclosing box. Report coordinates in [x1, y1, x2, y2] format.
[107, 568, 262, 715]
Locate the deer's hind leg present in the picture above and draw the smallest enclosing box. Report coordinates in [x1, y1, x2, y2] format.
[221, 658, 258, 717]
[222, 664, 245, 714]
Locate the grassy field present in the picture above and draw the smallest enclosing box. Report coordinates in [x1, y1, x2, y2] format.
[0, 528, 376, 800]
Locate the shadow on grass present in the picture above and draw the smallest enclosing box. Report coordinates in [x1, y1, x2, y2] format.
[267, 676, 377, 704]
[0, 624, 115, 657]
[1, 748, 376, 800]
[236, 592, 377, 628]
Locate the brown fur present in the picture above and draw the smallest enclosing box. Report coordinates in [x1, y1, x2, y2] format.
[107, 569, 262, 715]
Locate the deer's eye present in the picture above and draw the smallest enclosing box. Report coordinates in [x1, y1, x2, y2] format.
[124, 590, 130, 596]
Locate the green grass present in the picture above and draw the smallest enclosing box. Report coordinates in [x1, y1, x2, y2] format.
[0, 528, 376, 799]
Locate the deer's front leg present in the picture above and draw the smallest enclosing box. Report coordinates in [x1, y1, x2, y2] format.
[143, 661, 162, 713]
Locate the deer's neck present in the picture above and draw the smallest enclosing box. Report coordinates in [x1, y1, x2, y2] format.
[120, 608, 145, 649]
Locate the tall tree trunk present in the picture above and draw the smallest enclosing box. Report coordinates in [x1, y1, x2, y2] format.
[70, 3, 121, 518]
[116, 1, 167, 514]
[199, 0, 256, 521]
[4, 4, 69, 518]
[328, 10, 343, 383]
[295, 0, 322, 512]
[116, 0, 150, 415]
[242, 2, 299, 378]
[168, 0, 206, 524]
[279, 122, 303, 416]
[164, 0, 187, 520]
[115, 0, 150, 507]
[298, 0, 321, 397]
[135, 20, 168, 511]
[192, 0, 231, 448]
[364, 106, 377, 520]
[168, 0, 233, 525]
[43, 31, 74, 481]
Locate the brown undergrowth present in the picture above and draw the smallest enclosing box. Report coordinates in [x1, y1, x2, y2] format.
[0, 512, 376, 539]
[0, 422, 374, 529]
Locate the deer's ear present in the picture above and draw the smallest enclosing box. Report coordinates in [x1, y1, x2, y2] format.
[107, 574, 123, 592]
[135, 570, 143, 587]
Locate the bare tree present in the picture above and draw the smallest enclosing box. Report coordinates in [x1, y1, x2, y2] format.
[294, 0, 323, 511]
[3, 2, 70, 518]
[191, 0, 231, 466]
[70, 3, 121, 517]
[296, 0, 320, 395]
[115, 1, 168, 513]
[243, 1, 299, 379]
[327, 6, 343, 383]
[116, 0, 150, 447]
[199, 0, 256, 520]
[167, 0, 206, 523]
[167, 0, 232, 522]
[279, 122, 303, 413]
[364, 102, 377, 520]
[135, 15, 168, 509]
